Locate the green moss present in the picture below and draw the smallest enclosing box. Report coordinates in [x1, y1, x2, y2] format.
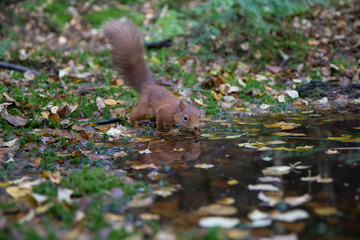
[60, 167, 148, 197]
[83, 8, 144, 29]
[47, 203, 73, 226]
[33, 182, 57, 197]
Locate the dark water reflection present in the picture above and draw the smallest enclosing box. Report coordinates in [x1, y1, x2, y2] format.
[122, 113, 360, 239]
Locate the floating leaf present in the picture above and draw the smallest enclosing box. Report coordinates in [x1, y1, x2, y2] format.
[225, 134, 246, 139]
[266, 140, 286, 145]
[248, 184, 280, 191]
[325, 149, 339, 154]
[293, 165, 311, 170]
[199, 217, 240, 228]
[284, 194, 311, 206]
[258, 191, 280, 206]
[249, 218, 272, 228]
[265, 122, 296, 130]
[226, 229, 249, 239]
[273, 132, 306, 136]
[262, 156, 273, 161]
[313, 206, 338, 216]
[272, 209, 309, 222]
[227, 179, 239, 185]
[248, 209, 270, 221]
[258, 176, 281, 182]
[262, 166, 291, 175]
[139, 149, 152, 154]
[195, 163, 214, 169]
[198, 204, 237, 215]
[132, 163, 156, 170]
[216, 198, 235, 205]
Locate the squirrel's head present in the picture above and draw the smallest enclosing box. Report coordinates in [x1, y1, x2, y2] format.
[176, 100, 201, 132]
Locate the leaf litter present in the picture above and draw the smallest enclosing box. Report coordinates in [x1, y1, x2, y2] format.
[1, 0, 360, 239]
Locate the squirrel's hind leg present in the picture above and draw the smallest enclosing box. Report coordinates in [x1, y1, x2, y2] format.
[128, 97, 152, 123]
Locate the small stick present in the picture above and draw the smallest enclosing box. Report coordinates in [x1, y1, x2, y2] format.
[0, 61, 41, 75]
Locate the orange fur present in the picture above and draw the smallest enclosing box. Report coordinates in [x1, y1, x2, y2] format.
[103, 20, 200, 131]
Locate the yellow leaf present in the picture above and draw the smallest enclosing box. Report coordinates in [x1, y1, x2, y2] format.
[150, 56, 161, 64]
[211, 90, 222, 101]
[227, 179, 239, 185]
[314, 206, 338, 216]
[195, 163, 214, 169]
[325, 149, 339, 154]
[6, 186, 31, 198]
[198, 204, 237, 215]
[217, 198, 235, 205]
[113, 151, 127, 157]
[41, 111, 50, 119]
[262, 166, 291, 175]
[132, 163, 156, 170]
[104, 99, 117, 106]
[140, 213, 160, 221]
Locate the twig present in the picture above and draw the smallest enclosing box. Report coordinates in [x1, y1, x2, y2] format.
[0, 61, 41, 75]
[93, 118, 126, 125]
[145, 39, 172, 49]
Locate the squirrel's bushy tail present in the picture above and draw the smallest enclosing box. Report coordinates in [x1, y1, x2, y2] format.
[103, 19, 153, 93]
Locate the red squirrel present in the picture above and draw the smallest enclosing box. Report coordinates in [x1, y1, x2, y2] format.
[103, 19, 200, 132]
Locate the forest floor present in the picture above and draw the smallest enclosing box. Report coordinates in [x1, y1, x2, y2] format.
[0, 0, 359, 239]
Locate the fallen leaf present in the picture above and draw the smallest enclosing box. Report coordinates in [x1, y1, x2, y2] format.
[216, 198, 235, 205]
[140, 213, 160, 221]
[139, 148, 152, 154]
[266, 65, 282, 73]
[258, 176, 281, 182]
[6, 186, 31, 198]
[113, 151, 127, 157]
[128, 195, 153, 208]
[262, 166, 291, 175]
[313, 206, 338, 216]
[284, 194, 311, 206]
[248, 184, 280, 191]
[0, 108, 28, 126]
[194, 163, 214, 169]
[104, 99, 118, 106]
[248, 209, 270, 221]
[199, 217, 239, 228]
[132, 164, 156, 170]
[0, 138, 17, 147]
[272, 209, 309, 222]
[325, 149, 339, 154]
[96, 97, 105, 110]
[31, 193, 48, 204]
[262, 156, 273, 161]
[198, 204, 237, 215]
[227, 179, 239, 185]
[57, 188, 73, 204]
[18, 209, 35, 224]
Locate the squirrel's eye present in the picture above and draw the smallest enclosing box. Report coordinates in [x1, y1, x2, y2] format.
[183, 115, 188, 121]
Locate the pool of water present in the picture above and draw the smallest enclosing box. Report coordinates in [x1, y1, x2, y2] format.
[119, 112, 360, 239]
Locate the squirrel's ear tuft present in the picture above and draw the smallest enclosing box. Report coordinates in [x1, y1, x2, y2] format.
[179, 101, 186, 111]
[191, 99, 196, 107]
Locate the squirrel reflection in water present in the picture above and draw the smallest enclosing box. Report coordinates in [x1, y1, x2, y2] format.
[138, 138, 201, 166]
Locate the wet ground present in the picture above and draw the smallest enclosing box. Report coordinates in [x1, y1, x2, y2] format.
[2, 112, 360, 239]
[120, 113, 360, 239]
